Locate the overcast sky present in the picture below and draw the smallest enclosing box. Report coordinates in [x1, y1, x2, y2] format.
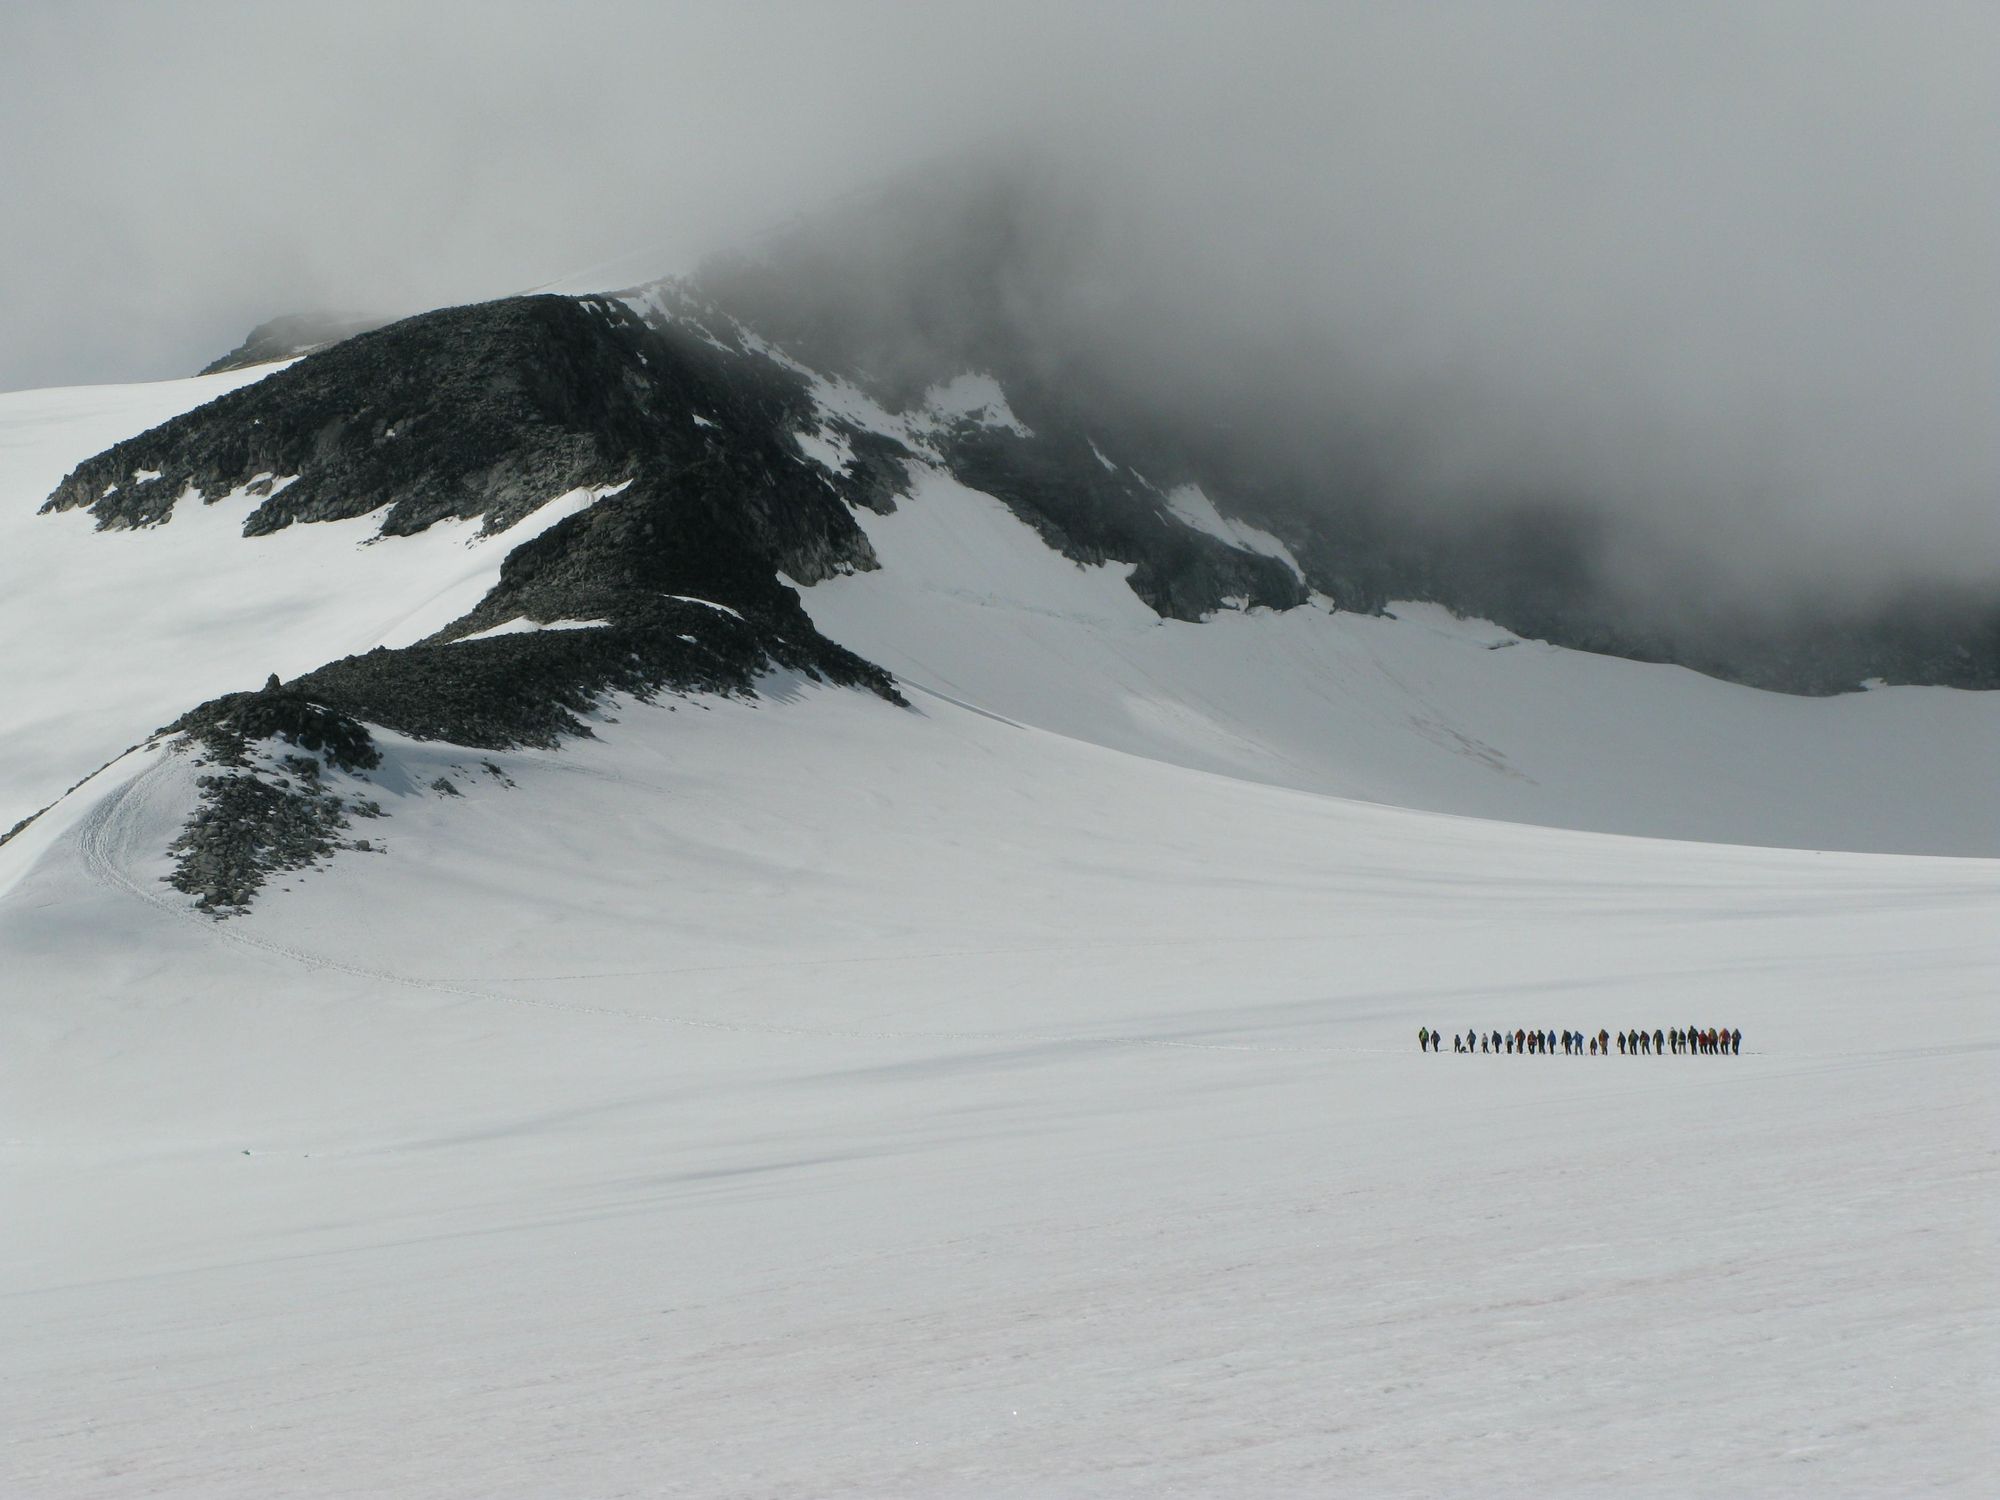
[4, 1, 1994, 598]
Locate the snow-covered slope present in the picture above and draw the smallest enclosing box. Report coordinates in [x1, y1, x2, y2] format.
[2, 336, 1995, 1496]
[2, 680, 1993, 1496]
[794, 460, 1997, 857]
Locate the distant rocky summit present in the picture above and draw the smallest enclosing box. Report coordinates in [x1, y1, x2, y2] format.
[198, 313, 385, 375]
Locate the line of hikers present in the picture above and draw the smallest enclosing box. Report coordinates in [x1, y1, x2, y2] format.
[1418, 1026, 1741, 1056]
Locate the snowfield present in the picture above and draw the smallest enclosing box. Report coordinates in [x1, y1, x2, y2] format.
[799, 464, 2000, 858]
[1, 362, 1996, 1495]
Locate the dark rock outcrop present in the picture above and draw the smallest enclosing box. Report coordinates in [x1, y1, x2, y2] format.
[46, 294, 861, 541]
[160, 691, 383, 913]
[169, 689, 382, 773]
[940, 425, 1306, 620]
[167, 768, 356, 914]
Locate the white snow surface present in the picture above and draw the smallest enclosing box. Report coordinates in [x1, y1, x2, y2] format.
[1163, 480, 1305, 576]
[662, 594, 745, 621]
[448, 616, 611, 643]
[1, 360, 1997, 1495]
[920, 371, 1032, 436]
[799, 464, 1999, 857]
[2, 685, 1995, 1496]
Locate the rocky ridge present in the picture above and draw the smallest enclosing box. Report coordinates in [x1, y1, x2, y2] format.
[42, 275, 1328, 913]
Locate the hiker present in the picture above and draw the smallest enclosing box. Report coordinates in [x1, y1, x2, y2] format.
[1731, 1028, 1742, 1054]
[1588, 1037, 1597, 1056]
[1418, 1027, 1428, 1052]
[1617, 1032, 1626, 1055]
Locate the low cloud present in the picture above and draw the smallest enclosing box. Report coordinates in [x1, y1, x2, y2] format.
[4, 1, 1993, 614]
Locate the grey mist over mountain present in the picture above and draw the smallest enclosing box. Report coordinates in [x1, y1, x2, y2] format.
[6, 3, 1993, 682]
[694, 142, 1998, 690]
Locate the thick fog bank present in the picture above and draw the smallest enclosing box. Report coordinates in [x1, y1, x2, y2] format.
[695, 117, 1998, 690]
